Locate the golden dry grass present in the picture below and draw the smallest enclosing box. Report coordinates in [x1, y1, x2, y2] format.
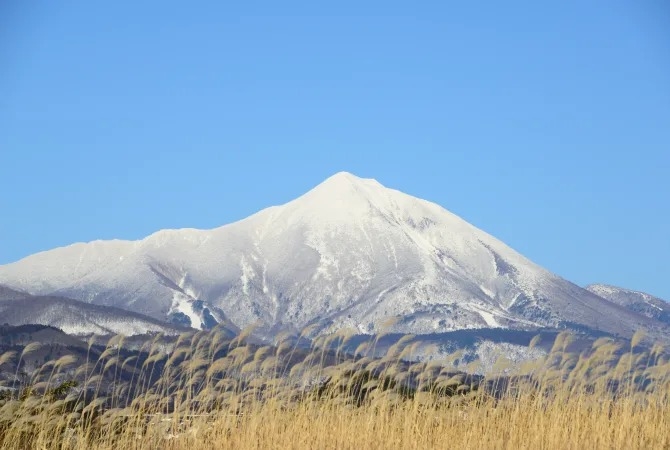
[0, 328, 669, 449]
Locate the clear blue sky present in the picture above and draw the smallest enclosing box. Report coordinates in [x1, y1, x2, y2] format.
[1, 1, 669, 299]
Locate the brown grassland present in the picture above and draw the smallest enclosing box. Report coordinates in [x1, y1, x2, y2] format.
[0, 327, 669, 449]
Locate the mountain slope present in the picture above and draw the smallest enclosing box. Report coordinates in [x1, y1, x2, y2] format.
[587, 284, 670, 325]
[0, 173, 662, 339]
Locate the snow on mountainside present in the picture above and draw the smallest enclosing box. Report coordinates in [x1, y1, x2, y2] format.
[0, 172, 664, 340]
[587, 284, 670, 325]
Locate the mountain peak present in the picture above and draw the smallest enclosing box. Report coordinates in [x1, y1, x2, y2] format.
[326, 171, 362, 181]
[317, 171, 382, 191]
[292, 172, 390, 219]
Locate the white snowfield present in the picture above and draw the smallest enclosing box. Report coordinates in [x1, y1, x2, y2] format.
[0, 172, 663, 339]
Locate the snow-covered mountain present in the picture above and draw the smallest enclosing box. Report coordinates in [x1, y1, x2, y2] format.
[0, 172, 664, 340]
[587, 284, 670, 325]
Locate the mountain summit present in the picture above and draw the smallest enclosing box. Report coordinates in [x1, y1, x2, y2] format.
[0, 172, 662, 339]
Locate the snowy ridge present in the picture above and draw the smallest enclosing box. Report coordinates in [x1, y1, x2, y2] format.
[587, 284, 669, 325]
[0, 172, 665, 340]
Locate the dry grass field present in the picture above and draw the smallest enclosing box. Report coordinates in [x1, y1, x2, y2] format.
[1, 328, 669, 449]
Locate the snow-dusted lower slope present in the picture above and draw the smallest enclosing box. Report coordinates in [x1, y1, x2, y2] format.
[0, 172, 663, 340]
[0, 285, 27, 301]
[0, 289, 190, 336]
[587, 284, 670, 325]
